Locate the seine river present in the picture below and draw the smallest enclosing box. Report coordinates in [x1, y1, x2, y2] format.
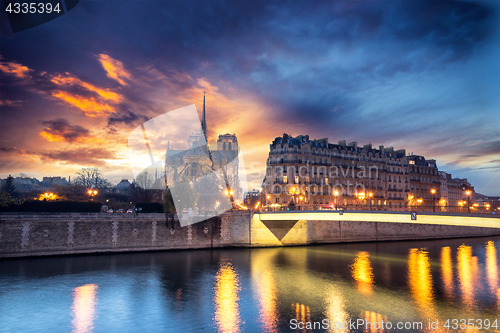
[2, 236, 500, 332]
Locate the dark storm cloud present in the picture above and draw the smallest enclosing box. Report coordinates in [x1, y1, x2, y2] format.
[41, 118, 90, 142]
[107, 110, 149, 127]
[39, 147, 118, 166]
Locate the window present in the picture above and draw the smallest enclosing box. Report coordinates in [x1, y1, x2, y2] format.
[325, 178, 329, 185]
[295, 176, 299, 184]
[283, 176, 288, 183]
[277, 147, 281, 153]
[306, 176, 310, 183]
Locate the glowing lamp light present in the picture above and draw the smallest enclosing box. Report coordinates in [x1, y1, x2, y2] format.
[299, 196, 303, 200]
[334, 191, 339, 196]
[466, 190, 471, 196]
[266, 195, 270, 199]
[430, 189, 436, 195]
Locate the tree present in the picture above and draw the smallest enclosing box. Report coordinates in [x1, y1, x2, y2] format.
[130, 170, 164, 203]
[0, 191, 22, 207]
[74, 168, 111, 189]
[163, 189, 176, 214]
[1, 175, 16, 196]
[53, 184, 88, 201]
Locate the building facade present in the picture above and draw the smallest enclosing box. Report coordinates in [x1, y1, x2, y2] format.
[262, 133, 475, 211]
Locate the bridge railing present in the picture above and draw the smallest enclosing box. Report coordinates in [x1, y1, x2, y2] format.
[258, 205, 497, 214]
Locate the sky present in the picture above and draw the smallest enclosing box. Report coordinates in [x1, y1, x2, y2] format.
[1, 0, 499, 195]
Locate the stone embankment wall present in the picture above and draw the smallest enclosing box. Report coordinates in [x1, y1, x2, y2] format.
[1, 211, 500, 258]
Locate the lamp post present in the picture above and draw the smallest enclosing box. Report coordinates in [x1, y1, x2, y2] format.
[333, 191, 339, 210]
[88, 189, 98, 200]
[465, 190, 471, 213]
[430, 189, 436, 212]
[368, 192, 373, 210]
[408, 195, 414, 211]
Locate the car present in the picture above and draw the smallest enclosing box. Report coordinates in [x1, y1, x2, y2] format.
[126, 209, 133, 213]
[107, 209, 114, 213]
[117, 209, 124, 213]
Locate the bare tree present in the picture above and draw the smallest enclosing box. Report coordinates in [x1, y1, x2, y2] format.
[74, 168, 111, 189]
[130, 170, 164, 202]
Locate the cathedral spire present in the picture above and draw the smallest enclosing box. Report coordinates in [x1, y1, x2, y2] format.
[202, 91, 207, 141]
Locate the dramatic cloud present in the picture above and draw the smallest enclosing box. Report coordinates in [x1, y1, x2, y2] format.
[107, 110, 149, 127]
[98, 54, 131, 85]
[0, 59, 31, 79]
[0, 99, 22, 107]
[39, 118, 103, 143]
[51, 74, 123, 104]
[38, 147, 119, 167]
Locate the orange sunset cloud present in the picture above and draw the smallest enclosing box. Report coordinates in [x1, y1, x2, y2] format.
[98, 54, 131, 85]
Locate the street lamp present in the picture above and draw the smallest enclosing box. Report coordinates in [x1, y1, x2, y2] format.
[88, 189, 98, 200]
[368, 192, 373, 210]
[465, 190, 471, 213]
[430, 189, 436, 212]
[408, 195, 414, 210]
[333, 190, 339, 210]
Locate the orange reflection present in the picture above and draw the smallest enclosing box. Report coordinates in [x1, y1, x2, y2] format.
[408, 249, 434, 308]
[214, 261, 241, 333]
[360, 310, 389, 333]
[292, 303, 310, 331]
[71, 284, 98, 333]
[440, 247, 454, 299]
[351, 251, 374, 295]
[407, 248, 449, 333]
[255, 271, 278, 333]
[486, 241, 498, 295]
[457, 245, 477, 308]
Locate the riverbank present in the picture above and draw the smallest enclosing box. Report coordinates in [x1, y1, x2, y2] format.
[1, 211, 499, 258]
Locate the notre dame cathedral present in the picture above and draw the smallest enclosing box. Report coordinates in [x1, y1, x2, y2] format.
[164, 93, 241, 205]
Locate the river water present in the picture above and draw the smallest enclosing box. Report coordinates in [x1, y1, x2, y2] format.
[1, 236, 500, 332]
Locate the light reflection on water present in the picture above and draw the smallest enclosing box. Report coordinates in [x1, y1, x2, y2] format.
[350, 251, 374, 295]
[71, 284, 98, 333]
[1, 236, 500, 332]
[213, 261, 241, 333]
